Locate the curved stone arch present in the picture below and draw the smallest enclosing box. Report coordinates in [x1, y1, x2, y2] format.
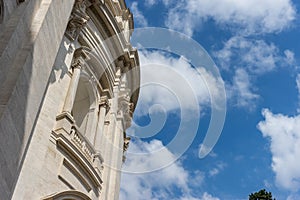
[75, 45, 115, 98]
[42, 190, 91, 200]
[86, 54, 114, 95]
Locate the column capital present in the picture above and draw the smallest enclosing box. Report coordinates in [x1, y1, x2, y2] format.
[122, 136, 131, 162]
[99, 95, 110, 110]
[71, 58, 84, 70]
[123, 136, 130, 152]
[65, 0, 90, 41]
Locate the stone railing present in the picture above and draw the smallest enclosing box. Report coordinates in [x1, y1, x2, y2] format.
[70, 126, 95, 162]
[53, 112, 104, 178]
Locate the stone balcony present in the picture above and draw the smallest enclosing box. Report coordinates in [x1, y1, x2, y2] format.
[51, 112, 103, 192]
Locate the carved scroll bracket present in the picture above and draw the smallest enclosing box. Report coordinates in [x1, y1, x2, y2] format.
[117, 93, 133, 129]
[65, 0, 90, 41]
[122, 135, 130, 162]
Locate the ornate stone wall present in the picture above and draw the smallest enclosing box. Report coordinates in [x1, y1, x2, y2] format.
[0, 0, 139, 199]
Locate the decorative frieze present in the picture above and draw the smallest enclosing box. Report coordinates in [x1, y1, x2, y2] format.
[71, 126, 95, 162]
[51, 129, 103, 192]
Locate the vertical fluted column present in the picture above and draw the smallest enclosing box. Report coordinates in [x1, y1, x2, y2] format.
[94, 95, 109, 151]
[100, 86, 119, 200]
[109, 117, 123, 200]
[85, 107, 98, 143]
[62, 59, 82, 115]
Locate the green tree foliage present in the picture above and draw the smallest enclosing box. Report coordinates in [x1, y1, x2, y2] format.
[249, 189, 275, 200]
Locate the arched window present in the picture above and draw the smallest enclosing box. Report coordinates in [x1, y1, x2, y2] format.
[72, 73, 97, 141]
[42, 190, 91, 200]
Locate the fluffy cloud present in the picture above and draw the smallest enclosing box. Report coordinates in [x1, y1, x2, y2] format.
[165, 0, 296, 36]
[284, 50, 296, 66]
[227, 68, 259, 109]
[214, 36, 281, 74]
[297, 74, 300, 112]
[135, 50, 224, 116]
[120, 139, 219, 200]
[214, 36, 296, 109]
[208, 162, 226, 177]
[257, 108, 300, 191]
[130, 2, 148, 27]
[179, 192, 220, 200]
[200, 192, 220, 200]
[144, 0, 171, 7]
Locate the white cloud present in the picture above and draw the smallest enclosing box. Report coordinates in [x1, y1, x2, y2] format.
[120, 139, 218, 200]
[145, 0, 156, 7]
[284, 49, 296, 66]
[178, 192, 220, 200]
[130, 2, 148, 27]
[287, 193, 300, 200]
[144, 0, 172, 7]
[296, 74, 300, 113]
[213, 36, 297, 109]
[214, 36, 280, 74]
[135, 50, 224, 116]
[200, 192, 220, 200]
[227, 68, 259, 109]
[165, 0, 296, 36]
[208, 168, 219, 177]
[208, 162, 226, 177]
[257, 109, 300, 191]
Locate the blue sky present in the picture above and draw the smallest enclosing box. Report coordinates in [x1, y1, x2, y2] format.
[120, 1, 300, 199]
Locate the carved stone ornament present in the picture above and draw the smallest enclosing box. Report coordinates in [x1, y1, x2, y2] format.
[122, 136, 131, 162]
[71, 58, 84, 70]
[65, 0, 90, 41]
[118, 93, 133, 129]
[99, 95, 109, 107]
[123, 136, 130, 152]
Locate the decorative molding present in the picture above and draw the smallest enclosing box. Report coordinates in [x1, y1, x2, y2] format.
[123, 136, 130, 152]
[60, 158, 92, 192]
[42, 190, 91, 200]
[71, 58, 84, 70]
[52, 130, 103, 189]
[122, 135, 130, 162]
[53, 113, 105, 192]
[118, 93, 133, 129]
[65, 0, 90, 41]
[99, 95, 110, 113]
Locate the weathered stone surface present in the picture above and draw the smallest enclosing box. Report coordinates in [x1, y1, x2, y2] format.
[0, 0, 139, 199]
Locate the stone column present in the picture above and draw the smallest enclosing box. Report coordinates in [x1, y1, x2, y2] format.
[108, 117, 123, 200]
[100, 86, 119, 200]
[84, 107, 98, 143]
[55, 59, 83, 134]
[62, 59, 82, 115]
[94, 95, 109, 151]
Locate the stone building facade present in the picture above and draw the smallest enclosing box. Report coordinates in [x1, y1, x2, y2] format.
[0, 0, 139, 199]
